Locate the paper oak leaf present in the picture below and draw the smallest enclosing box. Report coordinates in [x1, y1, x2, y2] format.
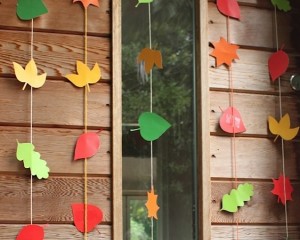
[221, 183, 254, 213]
[72, 203, 103, 233]
[137, 48, 163, 74]
[65, 61, 101, 91]
[13, 59, 47, 90]
[16, 224, 44, 240]
[73, 0, 99, 9]
[268, 114, 299, 141]
[219, 106, 246, 134]
[145, 186, 159, 219]
[16, 142, 50, 179]
[210, 37, 239, 67]
[17, 0, 48, 20]
[271, 0, 291, 12]
[268, 50, 289, 81]
[74, 132, 100, 160]
[135, 0, 153, 7]
[138, 112, 171, 141]
[272, 175, 293, 205]
[217, 0, 240, 19]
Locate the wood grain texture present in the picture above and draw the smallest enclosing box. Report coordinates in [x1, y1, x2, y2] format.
[0, 0, 110, 34]
[0, 78, 110, 127]
[211, 136, 300, 179]
[0, 175, 111, 222]
[212, 225, 300, 240]
[211, 181, 300, 224]
[0, 126, 111, 175]
[0, 224, 111, 239]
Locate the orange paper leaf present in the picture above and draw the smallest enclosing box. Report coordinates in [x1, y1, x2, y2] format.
[272, 174, 293, 205]
[137, 48, 163, 74]
[145, 186, 159, 219]
[210, 37, 239, 67]
[73, 0, 99, 8]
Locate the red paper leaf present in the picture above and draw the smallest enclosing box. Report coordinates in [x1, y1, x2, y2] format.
[16, 225, 44, 240]
[220, 107, 246, 133]
[272, 175, 293, 205]
[268, 50, 289, 81]
[217, 0, 241, 19]
[74, 132, 100, 160]
[72, 203, 103, 233]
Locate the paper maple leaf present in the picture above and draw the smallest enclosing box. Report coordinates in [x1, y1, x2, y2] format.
[272, 175, 293, 205]
[73, 0, 99, 9]
[210, 37, 239, 67]
[145, 186, 159, 219]
[137, 48, 163, 74]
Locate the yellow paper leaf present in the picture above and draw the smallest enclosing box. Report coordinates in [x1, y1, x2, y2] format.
[268, 114, 299, 141]
[13, 59, 47, 90]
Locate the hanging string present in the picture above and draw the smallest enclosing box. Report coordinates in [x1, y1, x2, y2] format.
[274, 6, 289, 239]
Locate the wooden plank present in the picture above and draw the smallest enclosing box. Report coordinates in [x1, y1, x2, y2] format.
[211, 181, 300, 224]
[0, 78, 110, 127]
[0, 175, 111, 222]
[0, 126, 111, 175]
[211, 136, 300, 179]
[210, 91, 300, 135]
[212, 225, 300, 239]
[0, 30, 111, 80]
[0, 224, 111, 239]
[208, 2, 292, 49]
[0, 0, 110, 35]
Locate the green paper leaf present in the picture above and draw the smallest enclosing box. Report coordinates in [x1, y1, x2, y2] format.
[138, 112, 171, 141]
[221, 183, 254, 213]
[17, 0, 48, 20]
[271, 0, 291, 12]
[135, 0, 153, 7]
[16, 142, 50, 179]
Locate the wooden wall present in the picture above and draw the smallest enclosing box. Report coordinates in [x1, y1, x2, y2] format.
[208, 0, 300, 239]
[0, 1, 119, 239]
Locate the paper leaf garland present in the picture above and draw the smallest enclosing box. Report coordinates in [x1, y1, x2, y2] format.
[145, 186, 159, 219]
[268, 50, 289, 81]
[210, 37, 239, 67]
[135, 0, 153, 7]
[13, 59, 47, 90]
[219, 106, 246, 133]
[65, 61, 101, 90]
[271, 0, 291, 12]
[73, 0, 99, 9]
[16, 0, 48, 20]
[16, 225, 44, 240]
[138, 112, 171, 141]
[74, 132, 100, 160]
[137, 48, 163, 74]
[221, 183, 254, 213]
[72, 203, 103, 233]
[16, 142, 50, 179]
[272, 175, 293, 205]
[217, 0, 240, 19]
[268, 114, 299, 141]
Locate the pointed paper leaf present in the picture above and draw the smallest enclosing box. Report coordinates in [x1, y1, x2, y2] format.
[217, 0, 240, 19]
[210, 37, 239, 67]
[74, 132, 100, 160]
[268, 114, 299, 141]
[135, 0, 153, 7]
[17, 0, 48, 20]
[219, 107, 246, 133]
[268, 50, 289, 81]
[138, 112, 171, 141]
[272, 175, 293, 205]
[145, 186, 159, 219]
[72, 203, 103, 233]
[73, 0, 99, 9]
[137, 48, 163, 74]
[16, 224, 44, 240]
[271, 0, 291, 12]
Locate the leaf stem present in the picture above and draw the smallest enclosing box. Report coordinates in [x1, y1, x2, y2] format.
[274, 135, 279, 142]
[130, 128, 140, 132]
[22, 83, 28, 90]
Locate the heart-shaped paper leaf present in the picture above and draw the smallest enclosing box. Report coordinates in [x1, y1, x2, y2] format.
[74, 132, 100, 160]
[138, 112, 171, 141]
[268, 50, 289, 81]
[135, 0, 153, 7]
[271, 0, 291, 12]
[219, 107, 246, 133]
[17, 0, 48, 20]
[16, 225, 44, 240]
[221, 193, 238, 213]
[72, 203, 103, 233]
[217, 0, 240, 19]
